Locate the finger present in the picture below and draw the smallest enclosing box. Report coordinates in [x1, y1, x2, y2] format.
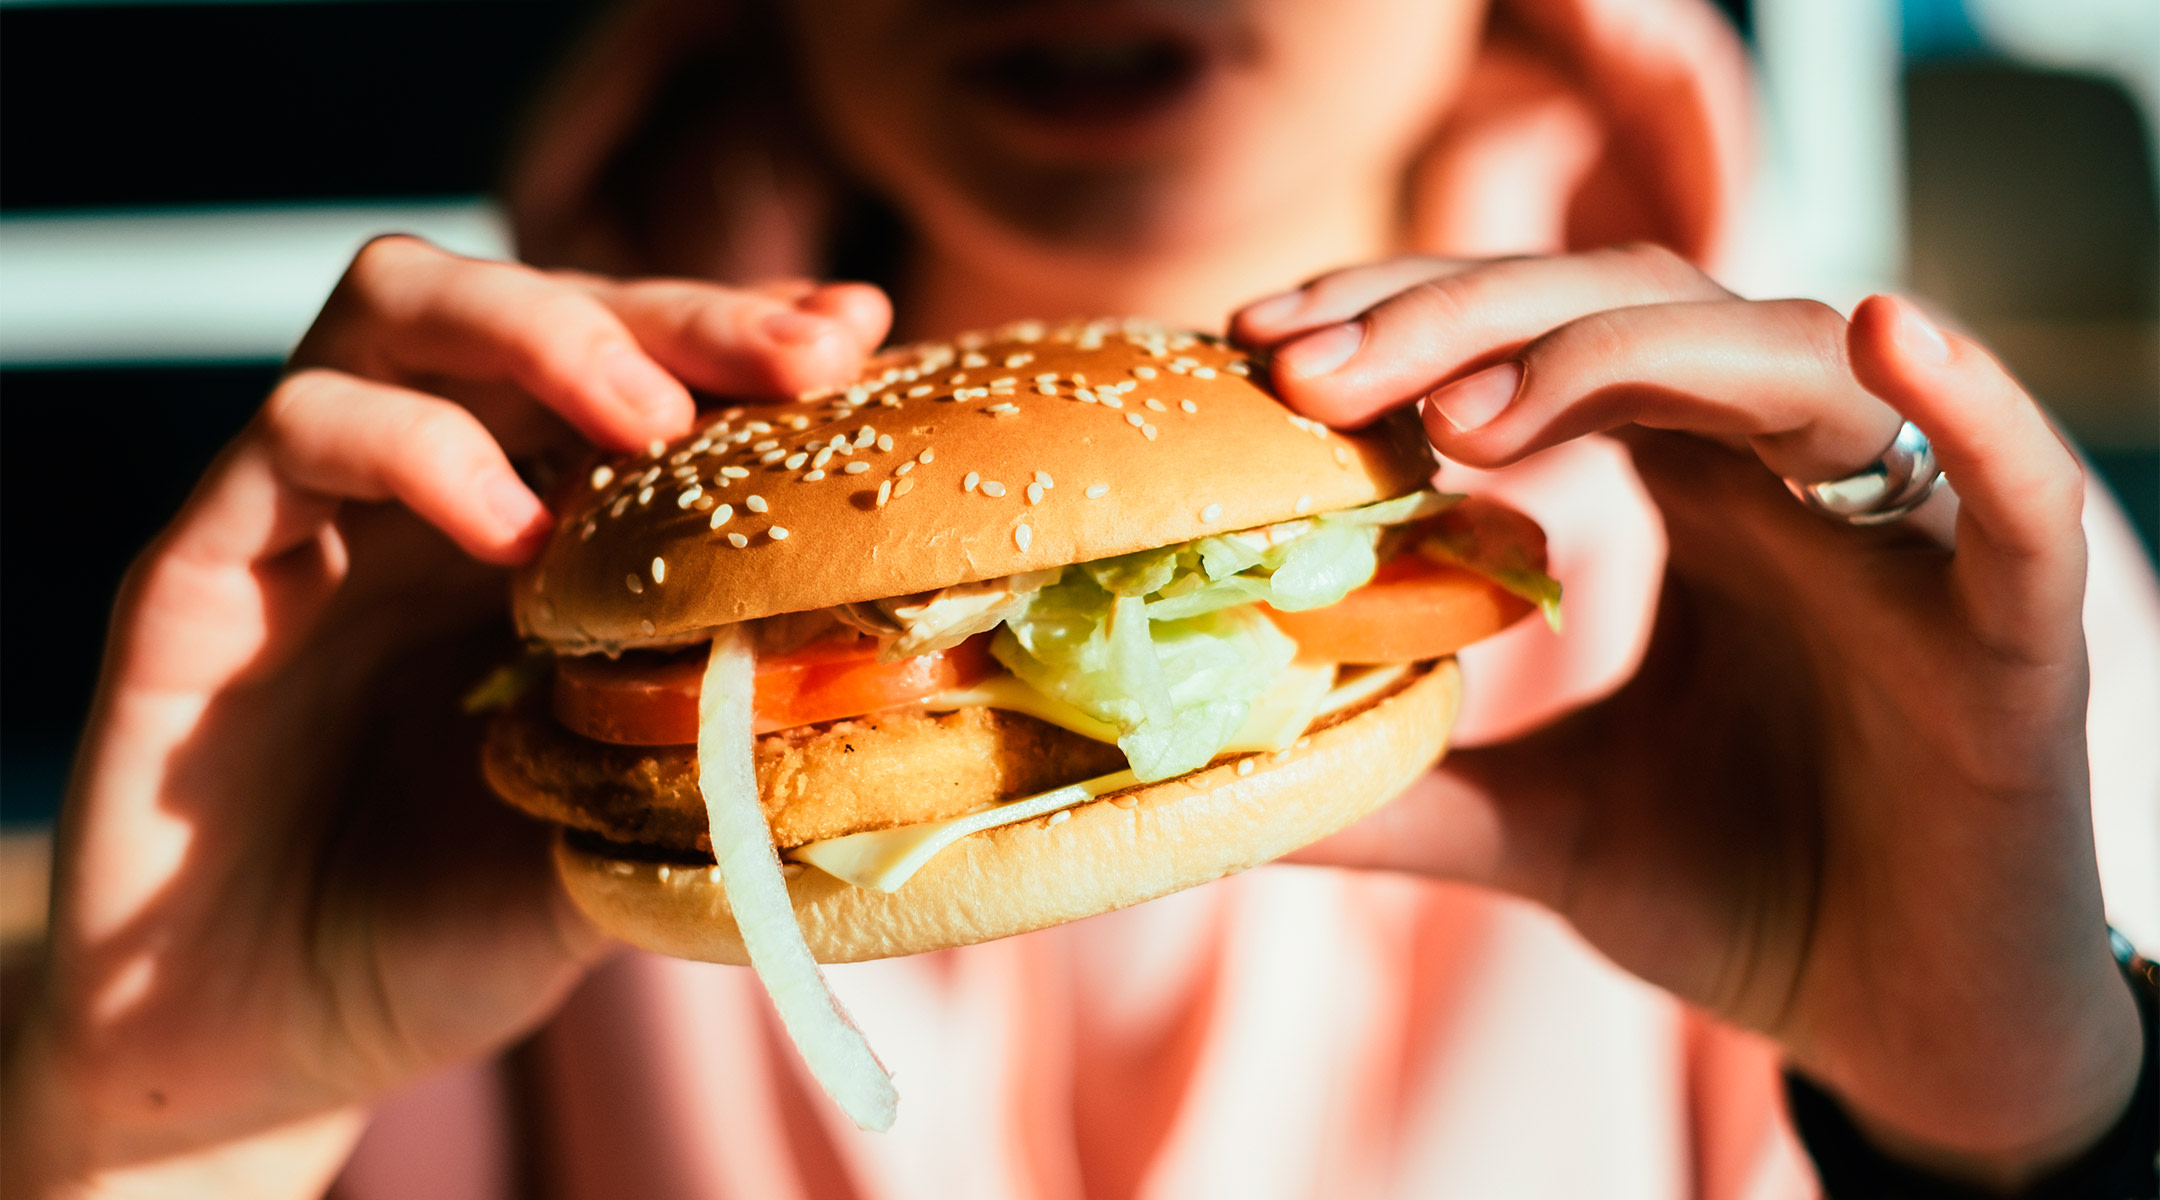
[1847, 295, 2086, 660]
[1230, 256, 1464, 346]
[595, 279, 891, 398]
[301, 236, 694, 452]
[1419, 298, 1905, 483]
[1267, 243, 1730, 426]
[261, 368, 554, 564]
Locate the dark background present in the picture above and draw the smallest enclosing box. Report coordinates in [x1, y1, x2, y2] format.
[2, 0, 2154, 828]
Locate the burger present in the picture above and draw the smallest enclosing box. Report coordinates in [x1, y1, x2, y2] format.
[480, 318, 1556, 1128]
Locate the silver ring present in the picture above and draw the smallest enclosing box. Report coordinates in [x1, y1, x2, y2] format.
[1783, 420, 1944, 526]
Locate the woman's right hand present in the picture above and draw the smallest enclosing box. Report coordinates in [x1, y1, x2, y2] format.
[2, 236, 890, 1198]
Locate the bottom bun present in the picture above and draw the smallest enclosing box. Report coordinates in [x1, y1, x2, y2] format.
[557, 658, 1460, 964]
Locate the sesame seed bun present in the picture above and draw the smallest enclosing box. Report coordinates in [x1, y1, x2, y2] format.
[554, 658, 1458, 964]
[516, 318, 1436, 652]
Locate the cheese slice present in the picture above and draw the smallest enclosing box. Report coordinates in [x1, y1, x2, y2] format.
[796, 662, 1416, 893]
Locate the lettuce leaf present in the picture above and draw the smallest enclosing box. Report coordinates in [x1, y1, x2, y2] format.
[987, 491, 1452, 780]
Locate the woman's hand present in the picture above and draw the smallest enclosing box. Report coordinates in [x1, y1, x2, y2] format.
[3, 236, 890, 1198]
[1234, 246, 2143, 1192]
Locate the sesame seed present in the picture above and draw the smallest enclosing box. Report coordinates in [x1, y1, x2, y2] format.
[981, 480, 1007, 498]
[611, 496, 632, 518]
[677, 486, 702, 508]
[1005, 353, 1034, 368]
[759, 450, 786, 465]
[1015, 524, 1032, 550]
[710, 504, 734, 528]
[626, 574, 644, 594]
[876, 480, 892, 507]
[1201, 504, 1222, 522]
[1086, 483, 1109, 499]
[1334, 446, 1351, 466]
[1193, 367, 1218, 379]
[855, 426, 875, 448]
[843, 461, 870, 475]
[590, 465, 615, 489]
[1237, 758, 1255, 776]
[1227, 360, 1251, 376]
[746, 495, 768, 513]
[1142, 424, 1158, 440]
[637, 486, 655, 505]
[727, 532, 749, 548]
[961, 352, 988, 368]
[949, 373, 967, 385]
[784, 452, 808, 470]
[1133, 365, 1158, 380]
[918, 448, 935, 465]
[639, 466, 662, 486]
[1036, 383, 1057, 396]
[876, 434, 894, 452]
[754, 439, 780, 452]
[908, 385, 933, 397]
[894, 477, 916, 497]
[1145, 398, 1166, 412]
[1046, 810, 1070, 827]
[986, 402, 1017, 414]
[1035, 470, 1054, 487]
[1125, 413, 1144, 427]
[1076, 388, 1097, 404]
[1035, 372, 1058, 383]
[651, 556, 668, 583]
[581, 520, 598, 540]
[802, 470, 825, 481]
[964, 472, 980, 492]
[787, 415, 811, 430]
[646, 439, 667, 457]
[895, 461, 914, 476]
[1026, 482, 1044, 504]
[640, 620, 656, 635]
[809, 448, 832, 471]
[1295, 494, 1313, 514]
[991, 376, 1017, 389]
[769, 527, 790, 541]
[1102, 395, 1124, 409]
[1181, 399, 1198, 414]
[745, 421, 772, 434]
[720, 466, 749, 479]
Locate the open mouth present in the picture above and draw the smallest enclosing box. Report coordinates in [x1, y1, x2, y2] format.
[954, 32, 1208, 126]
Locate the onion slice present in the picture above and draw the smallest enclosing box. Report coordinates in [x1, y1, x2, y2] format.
[698, 624, 898, 1131]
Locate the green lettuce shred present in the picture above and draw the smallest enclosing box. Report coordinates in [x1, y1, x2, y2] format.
[989, 491, 1451, 781]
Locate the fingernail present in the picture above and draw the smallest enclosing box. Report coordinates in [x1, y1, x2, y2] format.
[482, 472, 547, 538]
[1276, 321, 1364, 379]
[1240, 289, 1306, 331]
[601, 345, 686, 419]
[1428, 362, 1522, 432]
[762, 308, 834, 346]
[1895, 304, 1951, 366]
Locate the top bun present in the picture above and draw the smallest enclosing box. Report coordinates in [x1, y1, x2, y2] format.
[516, 318, 1436, 651]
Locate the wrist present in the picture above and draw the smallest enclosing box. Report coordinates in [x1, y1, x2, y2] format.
[4, 1012, 368, 1200]
[1792, 934, 2156, 1197]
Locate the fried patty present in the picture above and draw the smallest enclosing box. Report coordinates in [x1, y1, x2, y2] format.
[484, 698, 1128, 853]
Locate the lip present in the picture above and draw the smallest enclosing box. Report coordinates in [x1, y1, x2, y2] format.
[935, 4, 1233, 156]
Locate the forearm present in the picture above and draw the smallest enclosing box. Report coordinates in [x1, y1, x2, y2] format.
[3, 1017, 367, 1200]
[1792, 940, 2157, 1198]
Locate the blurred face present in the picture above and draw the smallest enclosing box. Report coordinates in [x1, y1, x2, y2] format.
[784, 0, 1489, 268]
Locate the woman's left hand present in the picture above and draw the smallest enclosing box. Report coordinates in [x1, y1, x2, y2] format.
[1233, 245, 2143, 1192]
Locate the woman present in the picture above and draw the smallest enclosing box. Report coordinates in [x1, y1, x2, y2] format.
[7, 0, 2153, 1195]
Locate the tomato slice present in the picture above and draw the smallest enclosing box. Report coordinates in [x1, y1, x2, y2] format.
[1264, 496, 1548, 663]
[553, 632, 997, 745]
